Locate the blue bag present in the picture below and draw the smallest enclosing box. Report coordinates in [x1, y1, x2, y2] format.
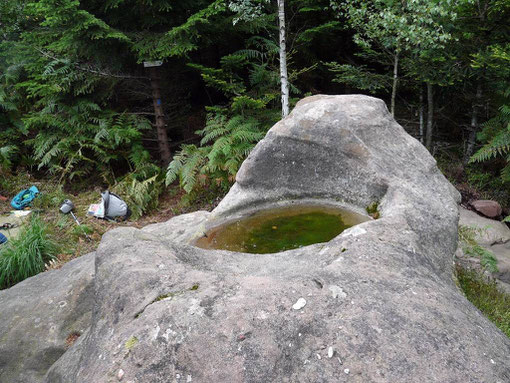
[11, 186, 39, 210]
[0, 233, 7, 245]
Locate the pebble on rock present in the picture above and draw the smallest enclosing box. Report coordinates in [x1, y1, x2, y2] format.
[117, 369, 124, 381]
[329, 285, 347, 299]
[292, 298, 307, 310]
[328, 347, 334, 358]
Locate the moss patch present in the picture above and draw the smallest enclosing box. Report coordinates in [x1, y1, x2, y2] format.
[125, 336, 138, 350]
[366, 202, 380, 219]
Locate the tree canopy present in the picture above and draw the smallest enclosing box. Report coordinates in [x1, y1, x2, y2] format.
[0, 0, 509, 197]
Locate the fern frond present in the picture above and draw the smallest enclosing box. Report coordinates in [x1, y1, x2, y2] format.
[471, 129, 510, 163]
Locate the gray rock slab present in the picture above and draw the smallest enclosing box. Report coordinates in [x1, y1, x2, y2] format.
[457, 208, 510, 292]
[0, 252, 95, 383]
[0, 212, 30, 241]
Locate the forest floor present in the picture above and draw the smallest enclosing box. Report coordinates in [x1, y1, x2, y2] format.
[0, 173, 222, 270]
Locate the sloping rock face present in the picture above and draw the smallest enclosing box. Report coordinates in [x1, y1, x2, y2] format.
[3, 95, 510, 382]
[0, 252, 95, 383]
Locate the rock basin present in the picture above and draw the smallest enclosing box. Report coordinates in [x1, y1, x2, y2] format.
[194, 203, 370, 254]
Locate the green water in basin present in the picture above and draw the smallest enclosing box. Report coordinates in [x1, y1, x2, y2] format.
[194, 205, 369, 254]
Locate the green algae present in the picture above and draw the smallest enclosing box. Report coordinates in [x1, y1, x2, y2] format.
[195, 205, 369, 254]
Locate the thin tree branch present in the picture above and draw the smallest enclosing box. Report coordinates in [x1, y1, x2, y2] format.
[34, 48, 149, 80]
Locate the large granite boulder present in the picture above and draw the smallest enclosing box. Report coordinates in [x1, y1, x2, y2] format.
[0, 252, 95, 383]
[4, 95, 510, 382]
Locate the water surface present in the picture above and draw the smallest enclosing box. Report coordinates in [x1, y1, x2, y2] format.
[195, 205, 369, 254]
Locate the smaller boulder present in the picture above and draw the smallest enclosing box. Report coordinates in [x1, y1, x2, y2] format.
[471, 200, 503, 218]
[459, 207, 510, 246]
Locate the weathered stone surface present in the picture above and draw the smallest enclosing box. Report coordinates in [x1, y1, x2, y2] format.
[0, 252, 95, 383]
[471, 199, 503, 218]
[459, 206, 510, 246]
[5, 95, 510, 382]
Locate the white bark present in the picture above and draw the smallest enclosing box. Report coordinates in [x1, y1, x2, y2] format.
[390, 52, 399, 117]
[278, 0, 289, 118]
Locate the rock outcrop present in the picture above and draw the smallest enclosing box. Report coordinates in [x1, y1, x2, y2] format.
[0, 252, 95, 383]
[3, 95, 510, 382]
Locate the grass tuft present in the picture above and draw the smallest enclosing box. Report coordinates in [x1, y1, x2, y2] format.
[0, 215, 59, 289]
[458, 225, 498, 273]
[456, 266, 510, 338]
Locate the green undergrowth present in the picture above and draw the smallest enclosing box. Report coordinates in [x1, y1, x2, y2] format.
[0, 169, 224, 288]
[0, 215, 59, 289]
[456, 266, 510, 338]
[436, 147, 510, 208]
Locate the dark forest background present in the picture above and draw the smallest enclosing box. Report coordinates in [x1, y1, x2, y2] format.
[1, 0, 509, 211]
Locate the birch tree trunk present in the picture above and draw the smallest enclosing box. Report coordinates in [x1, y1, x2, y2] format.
[419, 87, 424, 144]
[425, 82, 434, 151]
[278, 0, 289, 118]
[390, 52, 399, 117]
[464, 83, 482, 164]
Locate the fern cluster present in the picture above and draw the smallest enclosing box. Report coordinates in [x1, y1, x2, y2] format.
[113, 164, 164, 219]
[470, 102, 510, 182]
[166, 114, 265, 193]
[166, 35, 287, 194]
[24, 100, 151, 182]
[458, 225, 498, 273]
[0, 146, 16, 172]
